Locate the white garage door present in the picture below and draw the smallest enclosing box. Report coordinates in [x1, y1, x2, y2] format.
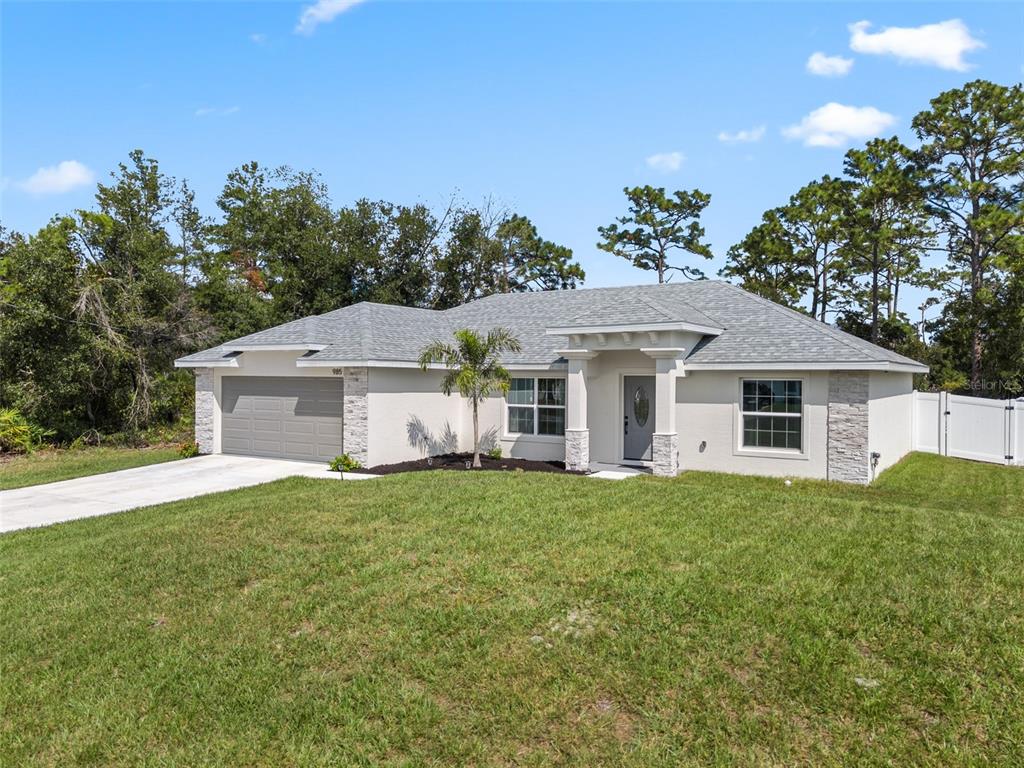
[221, 377, 343, 461]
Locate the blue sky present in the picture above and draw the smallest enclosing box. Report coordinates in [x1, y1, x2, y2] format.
[2, 1, 1022, 319]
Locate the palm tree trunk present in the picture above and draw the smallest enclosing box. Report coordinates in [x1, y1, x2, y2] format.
[472, 400, 481, 468]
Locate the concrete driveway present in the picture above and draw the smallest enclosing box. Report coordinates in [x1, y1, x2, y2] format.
[1, 454, 376, 533]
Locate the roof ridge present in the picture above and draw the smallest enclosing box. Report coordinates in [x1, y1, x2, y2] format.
[634, 293, 681, 322]
[640, 286, 724, 328]
[456, 279, 733, 306]
[363, 301, 441, 312]
[361, 303, 376, 359]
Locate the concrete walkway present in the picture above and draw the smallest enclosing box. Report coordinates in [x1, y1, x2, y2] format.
[0, 454, 376, 533]
[587, 462, 652, 480]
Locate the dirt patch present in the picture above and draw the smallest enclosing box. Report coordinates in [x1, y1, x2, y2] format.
[580, 697, 637, 743]
[366, 452, 582, 476]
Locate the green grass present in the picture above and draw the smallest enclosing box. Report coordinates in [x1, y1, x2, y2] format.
[2, 453, 1022, 766]
[0, 445, 181, 490]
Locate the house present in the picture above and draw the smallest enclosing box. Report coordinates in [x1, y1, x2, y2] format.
[174, 281, 928, 484]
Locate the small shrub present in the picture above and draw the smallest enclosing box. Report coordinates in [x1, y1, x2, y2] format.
[329, 454, 363, 472]
[486, 446, 503, 460]
[178, 441, 200, 458]
[0, 408, 54, 454]
[73, 429, 103, 448]
[145, 414, 195, 446]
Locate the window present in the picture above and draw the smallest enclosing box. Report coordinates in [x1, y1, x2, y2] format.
[507, 377, 565, 436]
[740, 379, 802, 451]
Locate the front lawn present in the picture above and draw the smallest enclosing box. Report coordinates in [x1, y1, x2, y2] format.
[2, 453, 1022, 766]
[0, 445, 181, 490]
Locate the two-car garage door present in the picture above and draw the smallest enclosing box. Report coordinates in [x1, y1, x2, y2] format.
[221, 377, 343, 461]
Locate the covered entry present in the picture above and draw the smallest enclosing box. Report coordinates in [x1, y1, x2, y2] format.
[221, 376, 343, 461]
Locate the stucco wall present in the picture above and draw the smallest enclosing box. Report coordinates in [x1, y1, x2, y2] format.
[675, 370, 830, 479]
[365, 367, 470, 466]
[366, 367, 567, 464]
[477, 397, 566, 461]
[868, 372, 914, 478]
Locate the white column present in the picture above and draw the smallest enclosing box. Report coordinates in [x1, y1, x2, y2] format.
[559, 350, 597, 472]
[642, 348, 685, 477]
[567, 358, 588, 430]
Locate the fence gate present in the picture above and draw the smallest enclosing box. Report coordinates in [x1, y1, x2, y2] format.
[914, 391, 1023, 467]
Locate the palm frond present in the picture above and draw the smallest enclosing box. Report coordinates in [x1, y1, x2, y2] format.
[484, 327, 523, 355]
[419, 327, 521, 400]
[418, 340, 457, 371]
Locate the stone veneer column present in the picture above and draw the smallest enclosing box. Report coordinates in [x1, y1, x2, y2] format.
[652, 432, 679, 477]
[342, 367, 369, 466]
[194, 367, 215, 454]
[565, 429, 590, 472]
[827, 372, 870, 484]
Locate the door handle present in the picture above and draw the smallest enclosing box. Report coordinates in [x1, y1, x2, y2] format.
[624, 416, 628, 435]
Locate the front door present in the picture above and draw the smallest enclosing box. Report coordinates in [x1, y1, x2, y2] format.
[623, 375, 656, 461]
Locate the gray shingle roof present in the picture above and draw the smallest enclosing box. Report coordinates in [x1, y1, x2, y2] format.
[175, 281, 927, 370]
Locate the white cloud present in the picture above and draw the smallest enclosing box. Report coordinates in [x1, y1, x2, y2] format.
[806, 52, 854, 77]
[295, 0, 366, 35]
[250, 33, 267, 44]
[717, 125, 766, 144]
[849, 19, 983, 71]
[18, 160, 95, 196]
[195, 106, 240, 117]
[645, 151, 685, 173]
[782, 103, 896, 148]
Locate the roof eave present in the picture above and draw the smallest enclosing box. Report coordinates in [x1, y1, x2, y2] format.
[221, 343, 327, 353]
[545, 321, 723, 337]
[174, 358, 241, 369]
[683, 361, 929, 374]
[295, 358, 567, 371]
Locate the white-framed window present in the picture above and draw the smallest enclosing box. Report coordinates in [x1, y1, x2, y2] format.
[507, 377, 566, 436]
[740, 379, 803, 451]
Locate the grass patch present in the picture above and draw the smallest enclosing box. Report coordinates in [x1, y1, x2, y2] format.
[1, 453, 1022, 766]
[0, 445, 181, 490]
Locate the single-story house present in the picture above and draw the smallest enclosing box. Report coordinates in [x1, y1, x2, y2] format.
[175, 281, 928, 483]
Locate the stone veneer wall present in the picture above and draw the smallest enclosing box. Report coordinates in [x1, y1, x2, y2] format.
[194, 368, 215, 454]
[827, 372, 870, 484]
[652, 432, 679, 477]
[343, 367, 369, 466]
[565, 429, 589, 472]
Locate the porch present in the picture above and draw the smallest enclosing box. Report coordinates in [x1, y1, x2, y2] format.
[553, 324, 705, 477]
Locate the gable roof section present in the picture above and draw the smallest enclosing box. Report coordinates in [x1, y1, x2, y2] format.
[175, 281, 927, 372]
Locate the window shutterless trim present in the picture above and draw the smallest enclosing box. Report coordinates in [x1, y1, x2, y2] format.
[737, 378, 805, 454]
[505, 377, 566, 438]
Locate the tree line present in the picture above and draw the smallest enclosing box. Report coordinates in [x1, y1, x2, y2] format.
[596, 80, 1023, 396]
[1, 78, 1020, 446]
[0, 158, 585, 441]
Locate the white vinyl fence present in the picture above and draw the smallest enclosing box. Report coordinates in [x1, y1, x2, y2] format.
[913, 390, 1024, 466]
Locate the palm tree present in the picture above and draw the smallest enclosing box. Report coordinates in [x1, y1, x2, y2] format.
[418, 328, 522, 468]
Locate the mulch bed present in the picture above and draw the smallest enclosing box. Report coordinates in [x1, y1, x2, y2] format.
[366, 452, 583, 476]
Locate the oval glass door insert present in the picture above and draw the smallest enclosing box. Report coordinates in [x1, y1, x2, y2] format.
[633, 386, 650, 427]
